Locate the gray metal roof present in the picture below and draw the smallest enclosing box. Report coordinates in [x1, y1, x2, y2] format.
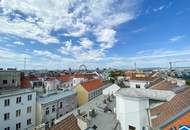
[116, 88, 175, 101]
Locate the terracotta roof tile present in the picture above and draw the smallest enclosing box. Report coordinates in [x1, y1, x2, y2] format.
[150, 80, 177, 91]
[57, 75, 71, 82]
[125, 71, 158, 81]
[150, 87, 190, 127]
[81, 79, 104, 92]
[49, 114, 80, 130]
[21, 77, 31, 88]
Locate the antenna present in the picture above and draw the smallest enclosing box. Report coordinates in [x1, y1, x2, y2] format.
[24, 57, 26, 70]
[134, 62, 137, 71]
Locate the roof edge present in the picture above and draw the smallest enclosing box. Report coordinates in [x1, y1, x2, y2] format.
[158, 106, 190, 129]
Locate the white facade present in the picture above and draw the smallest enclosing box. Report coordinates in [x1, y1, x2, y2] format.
[60, 80, 73, 88]
[103, 84, 120, 96]
[115, 88, 175, 130]
[36, 90, 77, 128]
[128, 80, 149, 89]
[0, 89, 36, 130]
[43, 79, 60, 91]
[116, 96, 149, 130]
[72, 78, 85, 87]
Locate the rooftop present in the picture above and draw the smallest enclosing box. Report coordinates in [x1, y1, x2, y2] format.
[125, 71, 160, 81]
[55, 94, 118, 130]
[0, 88, 35, 98]
[37, 89, 76, 104]
[116, 88, 175, 101]
[150, 87, 190, 128]
[49, 114, 81, 130]
[150, 80, 177, 91]
[81, 79, 104, 92]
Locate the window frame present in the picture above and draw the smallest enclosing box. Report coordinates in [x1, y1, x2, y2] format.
[4, 99, 10, 107]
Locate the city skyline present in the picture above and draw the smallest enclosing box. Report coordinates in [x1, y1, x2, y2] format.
[0, 0, 190, 69]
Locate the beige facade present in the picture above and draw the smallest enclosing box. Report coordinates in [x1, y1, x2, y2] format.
[75, 84, 104, 106]
[0, 70, 21, 89]
[75, 84, 89, 106]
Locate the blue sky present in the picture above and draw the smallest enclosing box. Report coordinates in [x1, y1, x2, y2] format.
[0, 0, 190, 70]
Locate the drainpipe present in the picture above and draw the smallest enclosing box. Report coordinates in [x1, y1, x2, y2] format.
[146, 107, 152, 128]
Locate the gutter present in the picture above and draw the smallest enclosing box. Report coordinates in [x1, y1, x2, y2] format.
[158, 106, 190, 129]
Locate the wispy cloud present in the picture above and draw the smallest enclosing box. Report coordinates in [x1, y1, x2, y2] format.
[169, 35, 185, 42]
[13, 41, 25, 46]
[153, 5, 165, 12]
[132, 27, 146, 33]
[0, 0, 140, 47]
[0, 0, 141, 66]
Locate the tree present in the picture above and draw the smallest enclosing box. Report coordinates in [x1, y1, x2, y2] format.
[186, 80, 190, 86]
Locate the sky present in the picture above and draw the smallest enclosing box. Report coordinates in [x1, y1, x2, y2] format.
[0, 0, 190, 70]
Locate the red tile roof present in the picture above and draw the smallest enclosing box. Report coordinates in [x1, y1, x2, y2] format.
[57, 75, 71, 82]
[49, 114, 80, 130]
[125, 71, 157, 81]
[150, 80, 177, 91]
[81, 79, 104, 92]
[150, 87, 190, 128]
[21, 77, 31, 88]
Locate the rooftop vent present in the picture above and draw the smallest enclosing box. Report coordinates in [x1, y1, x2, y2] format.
[89, 109, 96, 118]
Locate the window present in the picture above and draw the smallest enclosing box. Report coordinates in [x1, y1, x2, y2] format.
[27, 118, 32, 125]
[4, 127, 10, 130]
[16, 109, 21, 117]
[28, 95, 32, 101]
[3, 80, 7, 85]
[51, 119, 55, 126]
[52, 105, 55, 112]
[46, 107, 49, 115]
[59, 114, 62, 117]
[4, 113, 10, 120]
[16, 97, 21, 104]
[16, 122, 21, 130]
[45, 122, 49, 129]
[60, 102, 63, 108]
[4, 99, 10, 106]
[136, 84, 140, 88]
[129, 125, 136, 130]
[27, 106, 32, 113]
[12, 79, 15, 84]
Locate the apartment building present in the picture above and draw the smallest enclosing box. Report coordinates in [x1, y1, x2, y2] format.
[0, 69, 21, 89]
[0, 89, 36, 130]
[124, 71, 162, 89]
[36, 90, 77, 129]
[75, 79, 108, 106]
[115, 88, 175, 130]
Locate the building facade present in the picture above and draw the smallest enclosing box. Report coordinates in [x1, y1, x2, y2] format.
[75, 79, 107, 106]
[0, 69, 21, 89]
[0, 89, 36, 130]
[36, 90, 77, 129]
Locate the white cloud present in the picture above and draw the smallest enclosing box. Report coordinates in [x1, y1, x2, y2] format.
[131, 49, 190, 60]
[0, 16, 59, 44]
[132, 27, 146, 33]
[95, 28, 117, 49]
[79, 38, 93, 49]
[0, 46, 31, 69]
[153, 5, 165, 12]
[33, 50, 62, 60]
[0, 0, 140, 47]
[59, 40, 105, 61]
[169, 35, 185, 42]
[13, 41, 25, 46]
